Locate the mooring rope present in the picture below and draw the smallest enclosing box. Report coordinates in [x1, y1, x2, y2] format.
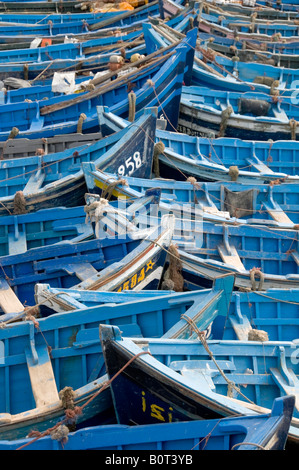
[16, 349, 152, 450]
[180, 313, 255, 404]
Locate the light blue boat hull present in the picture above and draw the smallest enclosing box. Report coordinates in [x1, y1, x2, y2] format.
[0, 396, 293, 450]
[0, 275, 233, 440]
[100, 324, 299, 443]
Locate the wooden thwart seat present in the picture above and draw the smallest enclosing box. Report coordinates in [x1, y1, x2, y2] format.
[25, 343, 59, 408]
[218, 244, 245, 271]
[0, 278, 24, 314]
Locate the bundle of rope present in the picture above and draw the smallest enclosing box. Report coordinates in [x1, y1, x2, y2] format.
[161, 244, 184, 292]
[249, 267, 265, 291]
[218, 105, 233, 137]
[84, 197, 110, 238]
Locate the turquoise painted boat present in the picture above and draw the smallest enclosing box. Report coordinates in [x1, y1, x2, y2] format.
[179, 85, 299, 141]
[0, 1, 160, 40]
[0, 4, 196, 82]
[0, 30, 197, 139]
[220, 288, 299, 343]
[197, 9, 299, 42]
[83, 165, 299, 229]
[100, 324, 299, 444]
[0, 213, 174, 308]
[0, 275, 233, 440]
[0, 107, 157, 216]
[0, 395, 293, 450]
[143, 20, 299, 96]
[95, 105, 299, 185]
[197, 31, 299, 69]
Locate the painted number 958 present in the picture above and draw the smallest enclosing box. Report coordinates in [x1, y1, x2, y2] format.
[118, 152, 142, 176]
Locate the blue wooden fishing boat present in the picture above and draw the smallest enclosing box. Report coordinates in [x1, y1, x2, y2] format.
[0, 11, 127, 25]
[84, 173, 299, 291]
[0, 1, 160, 40]
[84, 199, 299, 290]
[221, 288, 299, 342]
[156, 134, 299, 184]
[197, 10, 299, 42]
[0, 5, 196, 81]
[0, 395, 293, 450]
[0, 31, 197, 140]
[0, 107, 157, 216]
[2, 0, 183, 24]
[0, 0, 184, 47]
[197, 32, 299, 69]
[203, 1, 299, 21]
[0, 32, 146, 82]
[100, 324, 299, 443]
[34, 284, 174, 313]
[0, 131, 103, 160]
[198, 30, 299, 56]
[144, 19, 299, 96]
[179, 85, 299, 141]
[0, 213, 174, 308]
[0, 206, 92, 257]
[0, 275, 233, 440]
[31, 274, 233, 331]
[250, 0, 299, 9]
[0, 186, 161, 258]
[83, 165, 299, 229]
[166, 220, 299, 291]
[94, 105, 299, 184]
[205, 0, 299, 20]
[204, 9, 299, 38]
[0, 1, 90, 13]
[0, 27, 144, 65]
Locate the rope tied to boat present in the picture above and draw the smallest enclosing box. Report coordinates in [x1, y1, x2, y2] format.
[35, 148, 45, 156]
[161, 244, 184, 292]
[270, 84, 280, 99]
[180, 313, 255, 404]
[23, 306, 40, 325]
[59, 386, 82, 430]
[249, 12, 257, 32]
[231, 441, 266, 450]
[186, 176, 200, 204]
[84, 198, 110, 238]
[218, 106, 233, 137]
[248, 329, 269, 342]
[271, 33, 282, 42]
[128, 91, 136, 122]
[228, 166, 239, 181]
[50, 425, 70, 446]
[77, 113, 87, 133]
[153, 141, 165, 177]
[8, 127, 19, 140]
[250, 267, 265, 291]
[16, 350, 152, 450]
[101, 177, 128, 201]
[59, 386, 75, 410]
[13, 191, 27, 215]
[289, 118, 297, 141]
[0, 127, 19, 159]
[23, 64, 29, 81]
